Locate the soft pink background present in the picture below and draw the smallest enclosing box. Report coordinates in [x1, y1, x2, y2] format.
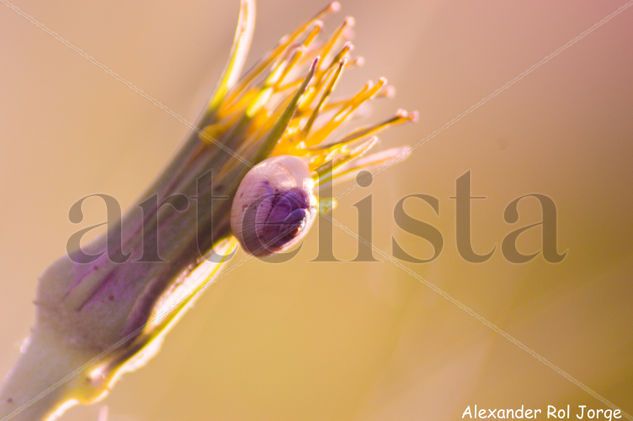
[1, 0, 632, 419]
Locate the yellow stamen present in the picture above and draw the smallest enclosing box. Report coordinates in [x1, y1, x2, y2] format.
[305, 77, 387, 146]
[319, 16, 355, 69]
[225, 2, 339, 106]
[317, 145, 412, 187]
[254, 58, 319, 162]
[295, 44, 351, 113]
[273, 22, 323, 89]
[276, 42, 354, 93]
[315, 136, 379, 183]
[302, 58, 347, 136]
[316, 109, 418, 149]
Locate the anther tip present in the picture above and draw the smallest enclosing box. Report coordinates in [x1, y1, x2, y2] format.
[396, 109, 419, 122]
[329, 1, 342, 13]
[344, 16, 356, 27]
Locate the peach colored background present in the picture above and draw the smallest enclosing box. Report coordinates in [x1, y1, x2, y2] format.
[1, 0, 632, 420]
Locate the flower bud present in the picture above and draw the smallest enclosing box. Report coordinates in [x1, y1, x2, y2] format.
[231, 156, 317, 256]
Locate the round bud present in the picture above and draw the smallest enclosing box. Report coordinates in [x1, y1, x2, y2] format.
[230, 156, 317, 256]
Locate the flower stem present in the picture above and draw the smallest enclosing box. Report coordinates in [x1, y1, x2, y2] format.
[0, 327, 94, 420]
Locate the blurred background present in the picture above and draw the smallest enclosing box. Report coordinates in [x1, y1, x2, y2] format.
[1, 0, 632, 420]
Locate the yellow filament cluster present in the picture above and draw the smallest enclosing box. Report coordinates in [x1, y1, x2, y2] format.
[207, 0, 416, 185]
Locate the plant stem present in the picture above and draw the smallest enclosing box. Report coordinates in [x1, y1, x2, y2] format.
[0, 326, 93, 420]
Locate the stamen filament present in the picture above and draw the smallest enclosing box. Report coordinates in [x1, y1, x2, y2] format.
[319, 17, 355, 69]
[305, 77, 387, 146]
[302, 58, 347, 137]
[226, 2, 339, 105]
[317, 109, 418, 149]
[254, 58, 319, 162]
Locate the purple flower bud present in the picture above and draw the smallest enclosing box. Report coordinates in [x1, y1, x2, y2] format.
[231, 156, 317, 256]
